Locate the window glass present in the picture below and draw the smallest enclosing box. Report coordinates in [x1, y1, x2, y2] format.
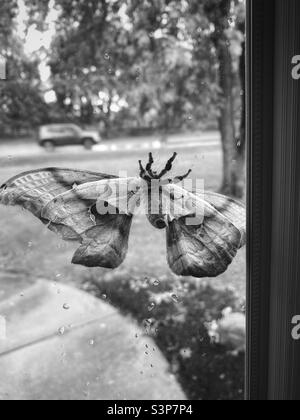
[0, 0, 246, 401]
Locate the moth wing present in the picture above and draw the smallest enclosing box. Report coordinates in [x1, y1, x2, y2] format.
[71, 213, 133, 269]
[0, 168, 134, 268]
[73, 177, 142, 215]
[161, 183, 205, 222]
[166, 188, 246, 278]
[203, 191, 246, 247]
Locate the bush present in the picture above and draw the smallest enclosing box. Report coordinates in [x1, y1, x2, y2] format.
[83, 272, 245, 400]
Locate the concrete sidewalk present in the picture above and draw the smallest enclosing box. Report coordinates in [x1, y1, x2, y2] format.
[0, 278, 185, 400]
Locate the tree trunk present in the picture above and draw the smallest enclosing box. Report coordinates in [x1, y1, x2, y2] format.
[217, 40, 239, 197]
[204, 0, 246, 199]
[234, 36, 246, 199]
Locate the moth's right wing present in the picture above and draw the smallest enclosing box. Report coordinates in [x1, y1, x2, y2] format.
[165, 187, 246, 278]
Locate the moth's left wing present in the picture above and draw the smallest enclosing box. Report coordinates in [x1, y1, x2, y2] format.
[0, 169, 137, 269]
[165, 186, 246, 278]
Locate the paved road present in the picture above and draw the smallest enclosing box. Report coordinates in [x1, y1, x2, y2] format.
[0, 132, 220, 160]
[0, 278, 186, 401]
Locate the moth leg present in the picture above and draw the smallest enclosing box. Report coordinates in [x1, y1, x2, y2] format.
[157, 153, 178, 178]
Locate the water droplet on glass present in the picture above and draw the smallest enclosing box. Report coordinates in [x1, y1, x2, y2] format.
[148, 302, 156, 312]
[28, 242, 33, 248]
[102, 294, 107, 300]
[171, 294, 179, 303]
[89, 339, 95, 346]
[63, 304, 70, 310]
[104, 52, 110, 60]
[153, 280, 160, 287]
[58, 327, 66, 336]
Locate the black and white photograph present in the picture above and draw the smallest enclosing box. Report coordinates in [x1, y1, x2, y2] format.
[0, 0, 299, 404]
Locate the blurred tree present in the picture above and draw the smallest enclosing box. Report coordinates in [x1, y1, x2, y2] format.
[0, 0, 49, 137]
[125, 0, 219, 134]
[28, 0, 219, 134]
[24, 0, 245, 196]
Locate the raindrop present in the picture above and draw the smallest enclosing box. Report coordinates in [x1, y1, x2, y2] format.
[58, 327, 66, 336]
[148, 302, 156, 312]
[171, 294, 179, 303]
[63, 303, 70, 310]
[89, 339, 95, 346]
[101, 294, 107, 300]
[28, 242, 33, 248]
[153, 280, 160, 287]
[104, 52, 110, 60]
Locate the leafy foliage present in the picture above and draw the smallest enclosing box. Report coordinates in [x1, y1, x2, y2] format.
[0, 1, 49, 136]
[84, 272, 245, 400]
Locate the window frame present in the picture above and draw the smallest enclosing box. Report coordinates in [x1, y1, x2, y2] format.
[246, 0, 300, 400]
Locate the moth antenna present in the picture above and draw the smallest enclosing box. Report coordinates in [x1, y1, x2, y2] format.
[158, 152, 178, 178]
[173, 169, 192, 183]
[146, 152, 155, 177]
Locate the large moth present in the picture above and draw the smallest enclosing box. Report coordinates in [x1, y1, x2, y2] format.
[0, 153, 246, 278]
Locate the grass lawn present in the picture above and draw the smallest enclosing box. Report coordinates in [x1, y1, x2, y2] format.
[0, 142, 246, 400]
[0, 145, 245, 297]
